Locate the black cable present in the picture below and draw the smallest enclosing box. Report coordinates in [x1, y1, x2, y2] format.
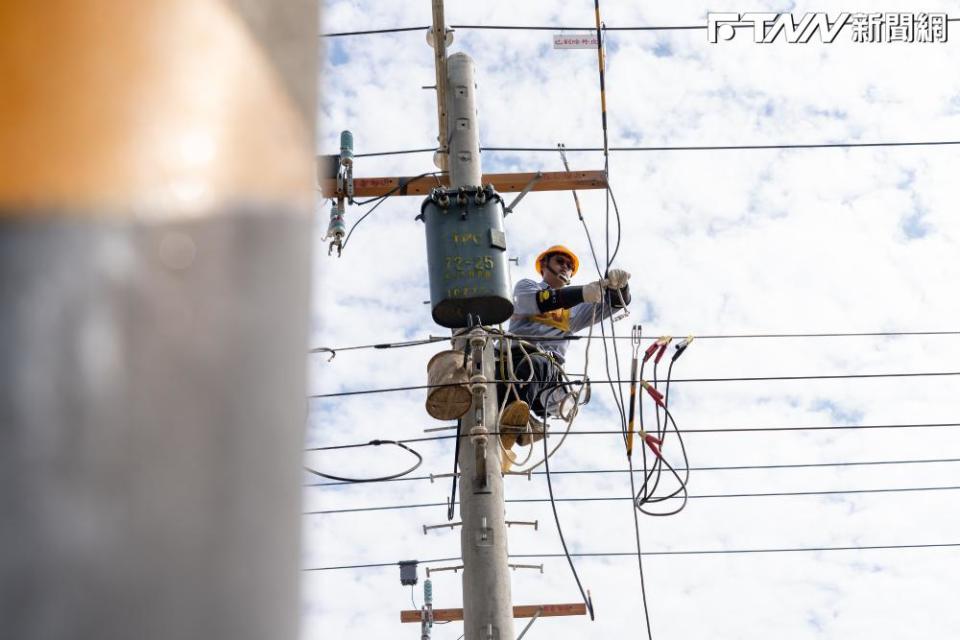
[336, 171, 442, 250]
[327, 141, 960, 157]
[321, 19, 960, 37]
[305, 456, 960, 487]
[321, 26, 428, 37]
[308, 485, 960, 515]
[311, 330, 960, 353]
[303, 439, 422, 483]
[340, 196, 389, 250]
[308, 370, 960, 398]
[538, 385, 594, 620]
[310, 336, 446, 356]
[304, 543, 960, 571]
[355, 147, 439, 158]
[483, 140, 960, 152]
[305, 422, 960, 453]
[627, 454, 654, 640]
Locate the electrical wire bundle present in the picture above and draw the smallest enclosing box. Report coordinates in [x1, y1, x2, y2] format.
[630, 333, 694, 516]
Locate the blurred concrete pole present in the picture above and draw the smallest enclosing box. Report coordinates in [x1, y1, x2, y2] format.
[0, 2, 316, 639]
[448, 52, 516, 640]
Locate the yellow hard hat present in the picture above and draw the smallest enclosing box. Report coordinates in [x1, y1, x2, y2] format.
[535, 245, 579, 276]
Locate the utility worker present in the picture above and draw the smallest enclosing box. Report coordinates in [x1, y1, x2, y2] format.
[498, 245, 631, 459]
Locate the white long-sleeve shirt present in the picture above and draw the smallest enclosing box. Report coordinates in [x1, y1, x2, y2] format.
[508, 278, 620, 360]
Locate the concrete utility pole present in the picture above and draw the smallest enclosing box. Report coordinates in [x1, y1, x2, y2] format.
[446, 54, 516, 640]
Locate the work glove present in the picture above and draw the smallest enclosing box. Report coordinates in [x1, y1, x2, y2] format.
[583, 280, 604, 304]
[605, 268, 631, 289]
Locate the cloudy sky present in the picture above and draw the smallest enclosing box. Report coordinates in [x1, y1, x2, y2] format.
[304, 2, 960, 638]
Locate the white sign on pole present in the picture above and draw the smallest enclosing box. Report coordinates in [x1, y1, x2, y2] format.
[553, 32, 599, 49]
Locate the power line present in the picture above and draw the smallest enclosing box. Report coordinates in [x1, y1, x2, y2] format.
[304, 456, 960, 488]
[319, 19, 960, 38]
[310, 329, 960, 356]
[325, 140, 960, 158]
[321, 26, 428, 38]
[309, 370, 960, 399]
[306, 485, 960, 515]
[356, 147, 438, 158]
[304, 542, 960, 572]
[484, 141, 960, 152]
[305, 422, 960, 453]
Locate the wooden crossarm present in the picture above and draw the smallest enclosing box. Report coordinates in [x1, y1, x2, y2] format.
[399, 602, 586, 623]
[317, 169, 607, 198]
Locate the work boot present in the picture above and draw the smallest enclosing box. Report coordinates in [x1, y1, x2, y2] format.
[500, 400, 530, 432]
[516, 414, 545, 446]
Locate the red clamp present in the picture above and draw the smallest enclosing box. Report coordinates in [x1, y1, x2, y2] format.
[641, 380, 665, 408]
[641, 431, 664, 460]
[642, 341, 659, 363]
[653, 336, 673, 364]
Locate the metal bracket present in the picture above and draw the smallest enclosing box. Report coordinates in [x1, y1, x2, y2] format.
[423, 521, 462, 535]
[425, 564, 464, 578]
[505, 520, 538, 531]
[503, 171, 543, 216]
[508, 563, 543, 574]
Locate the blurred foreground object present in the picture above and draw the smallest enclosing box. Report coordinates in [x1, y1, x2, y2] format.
[0, 1, 316, 638]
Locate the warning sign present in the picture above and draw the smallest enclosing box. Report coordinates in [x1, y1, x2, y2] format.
[552, 32, 599, 49]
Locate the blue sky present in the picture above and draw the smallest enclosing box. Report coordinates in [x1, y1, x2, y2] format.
[306, 2, 960, 638]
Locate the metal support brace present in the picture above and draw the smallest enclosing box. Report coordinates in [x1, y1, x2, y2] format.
[505, 520, 538, 531]
[503, 172, 544, 216]
[515, 607, 544, 640]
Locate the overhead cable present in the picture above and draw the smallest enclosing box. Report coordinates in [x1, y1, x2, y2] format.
[307, 484, 960, 515]
[310, 329, 960, 357]
[305, 423, 960, 453]
[305, 456, 960, 488]
[319, 18, 960, 38]
[309, 370, 960, 399]
[304, 542, 960, 572]
[332, 141, 960, 158]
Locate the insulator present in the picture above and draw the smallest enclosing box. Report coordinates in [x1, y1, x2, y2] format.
[424, 579, 433, 605]
[339, 130, 353, 166]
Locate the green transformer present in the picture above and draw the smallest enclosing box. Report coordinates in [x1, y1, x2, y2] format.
[420, 186, 513, 328]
